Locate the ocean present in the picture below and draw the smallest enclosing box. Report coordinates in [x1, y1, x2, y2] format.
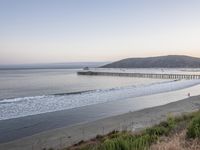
[0, 68, 200, 121]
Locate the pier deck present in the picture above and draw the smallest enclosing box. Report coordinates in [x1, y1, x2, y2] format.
[77, 71, 200, 80]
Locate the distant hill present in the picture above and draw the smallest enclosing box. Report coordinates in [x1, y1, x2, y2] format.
[101, 55, 200, 68]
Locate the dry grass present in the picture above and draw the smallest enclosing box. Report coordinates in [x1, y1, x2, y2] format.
[150, 130, 200, 150]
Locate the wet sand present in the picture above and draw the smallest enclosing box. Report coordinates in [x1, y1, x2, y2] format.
[0, 95, 200, 150]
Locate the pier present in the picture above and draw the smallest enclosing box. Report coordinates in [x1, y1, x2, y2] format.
[77, 71, 200, 80]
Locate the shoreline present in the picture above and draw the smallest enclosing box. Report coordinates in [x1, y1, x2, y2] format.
[1, 95, 200, 150]
[1, 83, 200, 144]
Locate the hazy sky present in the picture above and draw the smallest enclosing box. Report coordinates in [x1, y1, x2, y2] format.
[1, 0, 200, 64]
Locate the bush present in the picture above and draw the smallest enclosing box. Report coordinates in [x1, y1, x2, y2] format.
[146, 116, 176, 137]
[98, 134, 152, 150]
[187, 114, 200, 139]
[145, 126, 168, 136]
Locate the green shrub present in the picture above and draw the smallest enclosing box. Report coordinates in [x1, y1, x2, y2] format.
[187, 114, 200, 138]
[145, 126, 168, 136]
[98, 134, 152, 150]
[145, 116, 175, 137]
[166, 116, 176, 129]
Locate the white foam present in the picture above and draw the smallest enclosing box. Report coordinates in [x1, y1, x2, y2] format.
[0, 96, 47, 103]
[0, 79, 200, 120]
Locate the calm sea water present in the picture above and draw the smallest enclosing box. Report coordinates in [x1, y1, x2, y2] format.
[0, 69, 166, 100]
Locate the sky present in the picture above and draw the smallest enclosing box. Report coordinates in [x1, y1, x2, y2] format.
[1, 0, 200, 65]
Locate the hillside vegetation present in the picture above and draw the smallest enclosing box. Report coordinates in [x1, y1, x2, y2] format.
[102, 55, 200, 68]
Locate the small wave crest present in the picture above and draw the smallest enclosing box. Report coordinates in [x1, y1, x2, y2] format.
[0, 95, 48, 104]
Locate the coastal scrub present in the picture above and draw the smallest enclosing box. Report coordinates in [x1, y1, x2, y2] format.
[44, 111, 200, 150]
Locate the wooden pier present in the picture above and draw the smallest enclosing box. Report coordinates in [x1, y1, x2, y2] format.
[77, 71, 200, 80]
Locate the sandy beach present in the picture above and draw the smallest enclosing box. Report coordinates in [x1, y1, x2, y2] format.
[0, 95, 200, 150]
